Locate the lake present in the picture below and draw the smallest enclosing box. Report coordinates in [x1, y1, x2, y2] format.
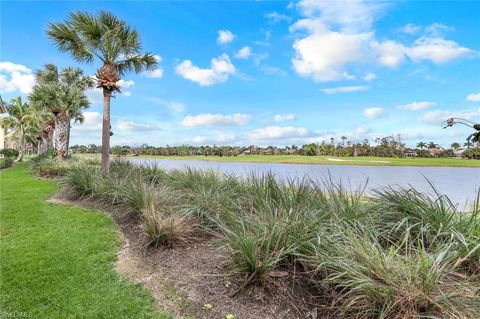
[128, 158, 480, 207]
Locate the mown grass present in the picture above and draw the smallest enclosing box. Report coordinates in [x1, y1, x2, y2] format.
[84, 154, 480, 167]
[58, 158, 480, 318]
[0, 163, 172, 319]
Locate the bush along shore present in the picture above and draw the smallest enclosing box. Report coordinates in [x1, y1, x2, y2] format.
[32, 154, 480, 318]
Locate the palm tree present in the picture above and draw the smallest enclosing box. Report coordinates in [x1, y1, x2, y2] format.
[47, 11, 158, 170]
[340, 136, 348, 146]
[451, 142, 460, 150]
[1, 97, 36, 161]
[427, 141, 437, 149]
[416, 142, 427, 150]
[30, 64, 93, 159]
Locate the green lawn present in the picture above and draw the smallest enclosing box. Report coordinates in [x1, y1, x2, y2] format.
[106, 154, 480, 167]
[0, 164, 171, 319]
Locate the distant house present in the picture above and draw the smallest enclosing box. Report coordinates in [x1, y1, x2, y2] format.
[241, 149, 251, 155]
[403, 149, 417, 157]
[453, 148, 466, 157]
[428, 147, 444, 157]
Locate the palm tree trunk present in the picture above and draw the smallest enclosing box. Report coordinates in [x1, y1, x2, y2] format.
[66, 122, 71, 151]
[101, 88, 112, 170]
[54, 112, 70, 159]
[17, 124, 25, 162]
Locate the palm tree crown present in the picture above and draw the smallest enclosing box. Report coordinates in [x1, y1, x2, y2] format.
[47, 11, 157, 92]
[30, 64, 93, 158]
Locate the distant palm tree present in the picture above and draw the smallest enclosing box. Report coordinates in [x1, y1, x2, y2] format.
[1, 97, 36, 161]
[30, 64, 93, 159]
[47, 11, 158, 169]
[416, 142, 427, 150]
[340, 136, 348, 146]
[464, 141, 473, 149]
[428, 141, 437, 149]
[451, 142, 460, 150]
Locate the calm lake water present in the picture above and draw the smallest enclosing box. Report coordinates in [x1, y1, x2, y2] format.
[128, 158, 480, 207]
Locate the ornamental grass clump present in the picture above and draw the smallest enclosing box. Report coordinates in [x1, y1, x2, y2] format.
[302, 222, 480, 319]
[140, 186, 194, 247]
[60, 164, 102, 198]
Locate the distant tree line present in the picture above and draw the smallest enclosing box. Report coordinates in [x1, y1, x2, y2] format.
[70, 136, 480, 159]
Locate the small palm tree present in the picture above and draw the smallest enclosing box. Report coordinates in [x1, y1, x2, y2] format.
[1, 97, 36, 161]
[30, 64, 93, 159]
[416, 142, 427, 150]
[47, 11, 158, 169]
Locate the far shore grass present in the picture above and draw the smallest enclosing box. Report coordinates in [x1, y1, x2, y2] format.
[80, 154, 480, 167]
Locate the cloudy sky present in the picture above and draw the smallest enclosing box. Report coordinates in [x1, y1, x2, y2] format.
[1, 0, 479, 147]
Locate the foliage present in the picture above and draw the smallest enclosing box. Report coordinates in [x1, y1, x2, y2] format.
[0, 157, 14, 169]
[0, 148, 19, 158]
[462, 148, 480, 160]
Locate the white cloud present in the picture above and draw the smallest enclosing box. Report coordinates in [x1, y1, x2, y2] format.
[118, 79, 135, 96]
[235, 46, 252, 59]
[182, 113, 251, 127]
[117, 119, 159, 132]
[175, 54, 236, 86]
[260, 65, 287, 76]
[466, 92, 480, 102]
[266, 12, 292, 23]
[0, 61, 35, 94]
[143, 55, 164, 78]
[291, 19, 370, 82]
[217, 30, 235, 44]
[363, 107, 384, 119]
[246, 126, 311, 140]
[274, 114, 296, 122]
[398, 23, 422, 35]
[408, 36, 471, 64]
[72, 111, 102, 132]
[420, 108, 480, 125]
[371, 40, 407, 68]
[363, 72, 377, 81]
[397, 101, 436, 111]
[296, 0, 386, 32]
[291, 2, 474, 81]
[321, 85, 369, 94]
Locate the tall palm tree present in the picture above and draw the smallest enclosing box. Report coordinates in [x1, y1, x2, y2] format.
[47, 11, 158, 169]
[30, 64, 93, 159]
[1, 97, 37, 161]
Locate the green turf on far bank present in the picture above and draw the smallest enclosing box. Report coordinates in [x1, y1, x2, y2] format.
[0, 163, 171, 319]
[105, 154, 480, 167]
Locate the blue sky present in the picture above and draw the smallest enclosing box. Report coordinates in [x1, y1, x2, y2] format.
[1, 0, 479, 148]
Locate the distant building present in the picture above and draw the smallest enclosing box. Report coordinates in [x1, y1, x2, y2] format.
[428, 147, 444, 157]
[403, 149, 417, 157]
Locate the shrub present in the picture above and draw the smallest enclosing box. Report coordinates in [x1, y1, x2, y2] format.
[34, 159, 71, 177]
[0, 148, 19, 158]
[0, 157, 14, 169]
[462, 148, 480, 160]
